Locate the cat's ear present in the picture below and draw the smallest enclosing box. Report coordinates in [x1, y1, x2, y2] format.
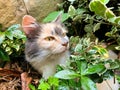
[52, 12, 62, 24]
[22, 15, 40, 38]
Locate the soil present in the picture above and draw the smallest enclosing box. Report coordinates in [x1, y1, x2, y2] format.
[0, 57, 41, 90]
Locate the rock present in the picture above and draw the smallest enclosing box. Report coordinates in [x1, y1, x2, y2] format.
[0, 0, 62, 30]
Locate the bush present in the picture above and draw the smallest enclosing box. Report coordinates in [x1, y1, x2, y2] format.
[32, 0, 120, 90]
[0, 24, 26, 64]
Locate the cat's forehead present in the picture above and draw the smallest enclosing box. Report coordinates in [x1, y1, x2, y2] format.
[41, 23, 67, 35]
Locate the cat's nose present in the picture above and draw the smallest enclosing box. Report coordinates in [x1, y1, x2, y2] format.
[62, 42, 68, 47]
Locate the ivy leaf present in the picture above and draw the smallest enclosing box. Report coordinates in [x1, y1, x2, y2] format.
[81, 76, 97, 90]
[5, 30, 14, 40]
[109, 62, 119, 69]
[105, 9, 115, 19]
[0, 48, 10, 61]
[12, 29, 26, 39]
[38, 79, 50, 90]
[75, 44, 83, 52]
[43, 11, 69, 23]
[115, 16, 120, 24]
[100, 0, 109, 4]
[54, 70, 80, 79]
[29, 84, 36, 90]
[7, 24, 20, 31]
[0, 32, 5, 44]
[93, 23, 101, 32]
[89, 0, 107, 17]
[115, 46, 120, 50]
[68, 5, 76, 18]
[68, 0, 75, 4]
[83, 64, 105, 75]
[84, 24, 93, 33]
[48, 77, 59, 86]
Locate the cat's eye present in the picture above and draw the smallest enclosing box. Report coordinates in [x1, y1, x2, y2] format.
[45, 36, 55, 41]
[62, 33, 66, 37]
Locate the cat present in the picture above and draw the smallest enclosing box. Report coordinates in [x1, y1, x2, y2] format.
[22, 13, 69, 79]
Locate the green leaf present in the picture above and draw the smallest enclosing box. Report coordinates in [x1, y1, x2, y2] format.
[89, 0, 107, 17]
[115, 46, 120, 50]
[105, 9, 115, 19]
[0, 48, 10, 61]
[38, 79, 50, 90]
[100, 0, 109, 4]
[93, 23, 101, 32]
[68, 0, 75, 4]
[79, 61, 87, 74]
[75, 44, 82, 52]
[12, 30, 26, 39]
[68, 5, 76, 18]
[43, 11, 69, 23]
[12, 44, 20, 51]
[0, 32, 5, 44]
[115, 16, 120, 24]
[83, 64, 105, 75]
[5, 31, 14, 40]
[76, 8, 87, 15]
[109, 62, 119, 69]
[29, 84, 36, 90]
[7, 24, 20, 31]
[81, 76, 97, 90]
[48, 77, 59, 86]
[84, 24, 93, 33]
[54, 70, 80, 79]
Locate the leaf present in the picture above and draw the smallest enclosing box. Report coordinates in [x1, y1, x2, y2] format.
[115, 16, 120, 24]
[89, 0, 107, 17]
[100, 0, 109, 4]
[0, 32, 5, 44]
[84, 24, 93, 33]
[109, 62, 119, 69]
[5, 31, 14, 40]
[105, 9, 115, 19]
[48, 77, 59, 86]
[43, 11, 69, 23]
[81, 76, 97, 90]
[12, 44, 20, 51]
[12, 30, 26, 39]
[68, 0, 75, 4]
[93, 23, 101, 32]
[115, 46, 120, 50]
[54, 70, 80, 79]
[75, 44, 83, 52]
[29, 84, 36, 90]
[38, 79, 50, 90]
[79, 61, 87, 75]
[7, 24, 20, 31]
[68, 5, 76, 18]
[0, 48, 10, 61]
[83, 64, 105, 75]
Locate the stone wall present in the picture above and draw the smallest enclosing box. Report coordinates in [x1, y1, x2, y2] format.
[0, 0, 62, 30]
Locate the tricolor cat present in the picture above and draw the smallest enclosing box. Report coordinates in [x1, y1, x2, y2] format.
[22, 13, 69, 79]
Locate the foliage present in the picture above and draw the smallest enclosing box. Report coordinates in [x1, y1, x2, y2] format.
[0, 24, 26, 62]
[37, 0, 120, 89]
[0, 0, 119, 89]
[30, 37, 119, 90]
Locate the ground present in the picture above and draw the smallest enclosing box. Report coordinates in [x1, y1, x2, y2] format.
[0, 58, 41, 90]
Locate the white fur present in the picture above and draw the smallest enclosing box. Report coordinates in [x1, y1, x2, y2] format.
[26, 51, 69, 79]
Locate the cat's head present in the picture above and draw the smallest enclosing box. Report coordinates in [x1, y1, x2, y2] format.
[22, 13, 69, 54]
